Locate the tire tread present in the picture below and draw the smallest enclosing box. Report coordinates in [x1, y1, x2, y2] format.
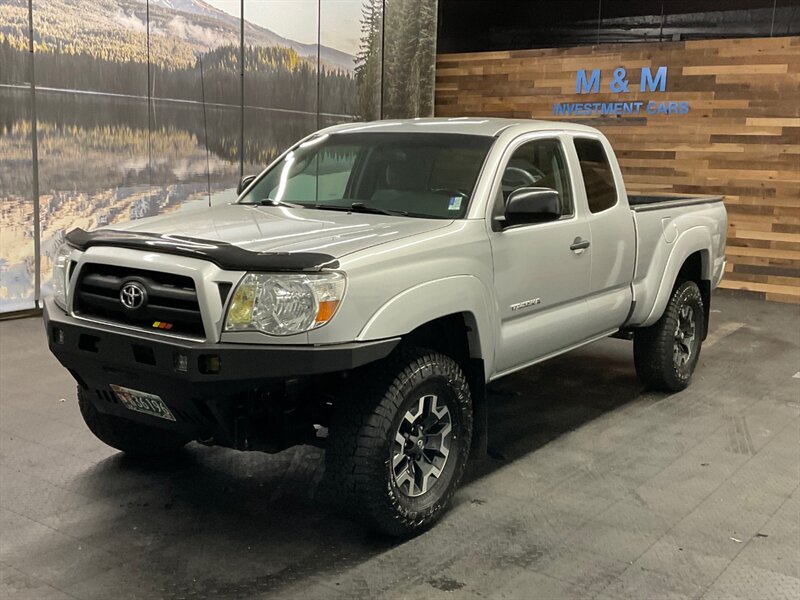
[634, 280, 704, 392]
[325, 347, 472, 537]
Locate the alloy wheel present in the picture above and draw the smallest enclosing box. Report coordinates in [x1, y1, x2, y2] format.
[673, 304, 696, 371]
[391, 394, 452, 497]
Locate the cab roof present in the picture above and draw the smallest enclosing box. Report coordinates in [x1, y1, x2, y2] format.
[320, 117, 600, 138]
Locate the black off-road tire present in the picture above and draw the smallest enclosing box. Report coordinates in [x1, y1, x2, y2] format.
[78, 387, 190, 456]
[634, 280, 705, 392]
[325, 347, 473, 537]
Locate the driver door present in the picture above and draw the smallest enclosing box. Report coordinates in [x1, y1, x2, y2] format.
[489, 135, 591, 375]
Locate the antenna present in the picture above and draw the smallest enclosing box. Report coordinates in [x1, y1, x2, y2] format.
[199, 55, 212, 208]
[316, 0, 321, 130]
[146, 0, 152, 207]
[240, 0, 244, 177]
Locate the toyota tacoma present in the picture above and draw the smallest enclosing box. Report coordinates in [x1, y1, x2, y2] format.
[45, 118, 727, 536]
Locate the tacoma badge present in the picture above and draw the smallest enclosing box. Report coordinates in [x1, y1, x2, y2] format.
[510, 298, 541, 311]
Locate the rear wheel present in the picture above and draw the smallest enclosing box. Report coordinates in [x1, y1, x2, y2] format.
[78, 387, 190, 456]
[326, 347, 473, 537]
[634, 280, 705, 392]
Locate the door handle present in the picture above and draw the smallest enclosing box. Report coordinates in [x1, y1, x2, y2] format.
[570, 237, 591, 252]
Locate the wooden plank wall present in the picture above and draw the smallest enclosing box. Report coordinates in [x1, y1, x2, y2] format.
[436, 36, 800, 303]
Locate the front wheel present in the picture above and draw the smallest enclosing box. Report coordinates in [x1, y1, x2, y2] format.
[634, 280, 705, 392]
[326, 347, 473, 537]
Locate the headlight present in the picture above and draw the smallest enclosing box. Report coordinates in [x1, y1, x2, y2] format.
[225, 272, 346, 336]
[52, 243, 73, 310]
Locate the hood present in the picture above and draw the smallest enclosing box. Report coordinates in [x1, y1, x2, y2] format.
[109, 203, 453, 259]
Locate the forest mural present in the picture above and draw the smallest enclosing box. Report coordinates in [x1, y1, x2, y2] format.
[0, 0, 439, 313]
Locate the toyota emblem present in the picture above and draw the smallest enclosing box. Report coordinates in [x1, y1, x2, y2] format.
[119, 281, 147, 310]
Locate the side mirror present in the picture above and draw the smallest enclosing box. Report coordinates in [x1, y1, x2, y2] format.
[503, 187, 561, 226]
[237, 174, 256, 195]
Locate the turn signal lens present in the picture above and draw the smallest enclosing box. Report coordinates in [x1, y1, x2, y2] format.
[315, 299, 339, 324]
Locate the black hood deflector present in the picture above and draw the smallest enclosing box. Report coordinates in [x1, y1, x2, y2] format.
[65, 228, 339, 272]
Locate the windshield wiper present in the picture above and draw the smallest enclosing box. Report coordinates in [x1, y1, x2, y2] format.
[310, 202, 408, 217]
[350, 202, 409, 216]
[257, 198, 305, 209]
[237, 198, 304, 208]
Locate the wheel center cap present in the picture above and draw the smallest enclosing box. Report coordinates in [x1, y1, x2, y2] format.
[406, 433, 425, 458]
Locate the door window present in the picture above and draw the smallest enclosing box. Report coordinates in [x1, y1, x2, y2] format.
[574, 138, 618, 213]
[500, 139, 574, 217]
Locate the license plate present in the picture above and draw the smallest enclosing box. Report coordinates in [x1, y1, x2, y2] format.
[110, 385, 176, 421]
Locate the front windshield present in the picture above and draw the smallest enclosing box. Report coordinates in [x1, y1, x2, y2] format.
[239, 132, 494, 219]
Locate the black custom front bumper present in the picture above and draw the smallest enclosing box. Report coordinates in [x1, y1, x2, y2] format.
[44, 297, 399, 447]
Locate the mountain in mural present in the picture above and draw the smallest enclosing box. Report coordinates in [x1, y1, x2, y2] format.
[144, 0, 355, 70]
[0, 0, 354, 71]
[0, 0, 359, 114]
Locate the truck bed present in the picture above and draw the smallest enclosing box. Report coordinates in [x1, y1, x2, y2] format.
[626, 194, 728, 328]
[628, 193, 724, 212]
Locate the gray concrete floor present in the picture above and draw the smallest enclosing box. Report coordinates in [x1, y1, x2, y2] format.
[1, 294, 798, 600]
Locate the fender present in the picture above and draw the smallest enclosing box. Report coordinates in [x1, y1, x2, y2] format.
[356, 275, 496, 378]
[639, 226, 712, 327]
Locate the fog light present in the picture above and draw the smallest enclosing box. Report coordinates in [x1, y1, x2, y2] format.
[52, 327, 65, 345]
[199, 354, 221, 374]
[173, 352, 189, 373]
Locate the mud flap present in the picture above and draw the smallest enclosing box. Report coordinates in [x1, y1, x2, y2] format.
[467, 358, 488, 459]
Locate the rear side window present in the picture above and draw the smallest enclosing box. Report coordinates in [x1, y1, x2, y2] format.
[574, 138, 617, 213]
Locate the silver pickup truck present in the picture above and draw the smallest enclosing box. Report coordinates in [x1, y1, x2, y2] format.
[45, 118, 727, 536]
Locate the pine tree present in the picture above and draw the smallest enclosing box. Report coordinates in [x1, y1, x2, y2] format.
[416, 0, 437, 116]
[354, 0, 383, 120]
[381, 0, 437, 119]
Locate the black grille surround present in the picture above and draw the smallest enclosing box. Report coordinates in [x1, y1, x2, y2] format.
[73, 263, 205, 338]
